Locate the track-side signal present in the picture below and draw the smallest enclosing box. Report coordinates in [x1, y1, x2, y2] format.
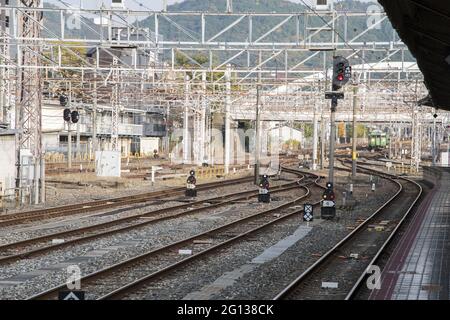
[321, 181, 336, 219]
[71, 110, 80, 123]
[63, 108, 71, 122]
[258, 174, 270, 203]
[59, 94, 68, 106]
[64, 109, 80, 124]
[332, 56, 351, 91]
[186, 170, 197, 197]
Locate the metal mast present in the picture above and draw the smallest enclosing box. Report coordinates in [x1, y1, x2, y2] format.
[0, 0, 11, 126]
[226, 0, 233, 13]
[111, 57, 120, 152]
[16, 0, 43, 203]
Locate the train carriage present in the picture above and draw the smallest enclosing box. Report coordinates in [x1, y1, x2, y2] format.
[368, 130, 389, 150]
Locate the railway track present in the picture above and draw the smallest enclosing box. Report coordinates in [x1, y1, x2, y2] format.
[273, 162, 422, 300]
[0, 176, 255, 228]
[28, 167, 324, 300]
[0, 175, 306, 265]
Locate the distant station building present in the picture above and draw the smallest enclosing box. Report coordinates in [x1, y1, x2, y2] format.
[268, 124, 304, 151]
[0, 130, 16, 200]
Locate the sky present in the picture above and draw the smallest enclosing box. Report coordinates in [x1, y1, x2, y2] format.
[46, 0, 375, 11]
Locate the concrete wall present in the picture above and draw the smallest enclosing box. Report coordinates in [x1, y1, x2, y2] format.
[95, 151, 121, 177]
[140, 137, 160, 155]
[0, 134, 16, 197]
[42, 133, 59, 151]
[42, 105, 65, 132]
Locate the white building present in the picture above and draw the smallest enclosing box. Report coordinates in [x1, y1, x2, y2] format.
[42, 98, 169, 157]
[0, 131, 16, 198]
[268, 125, 304, 146]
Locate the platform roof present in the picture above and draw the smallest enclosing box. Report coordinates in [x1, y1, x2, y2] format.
[379, 0, 450, 110]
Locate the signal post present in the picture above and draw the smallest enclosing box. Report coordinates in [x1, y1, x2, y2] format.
[321, 56, 352, 220]
[62, 95, 80, 169]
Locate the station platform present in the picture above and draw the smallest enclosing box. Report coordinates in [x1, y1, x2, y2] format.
[371, 167, 450, 300]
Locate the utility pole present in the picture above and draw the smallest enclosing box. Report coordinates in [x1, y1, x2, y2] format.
[68, 123, 72, 169]
[183, 74, 190, 164]
[312, 103, 318, 170]
[92, 80, 97, 159]
[165, 101, 170, 156]
[111, 57, 120, 152]
[416, 119, 421, 171]
[40, 155, 45, 203]
[328, 98, 337, 184]
[254, 52, 262, 185]
[411, 107, 415, 169]
[224, 64, 231, 174]
[351, 85, 358, 178]
[388, 123, 392, 159]
[68, 82, 72, 169]
[200, 72, 207, 165]
[76, 110, 80, 160]
[255, 84, 261, 185]
[320, 60, 328, 171]
[432, 112, 437, 166]
[320, 111, 325, 170]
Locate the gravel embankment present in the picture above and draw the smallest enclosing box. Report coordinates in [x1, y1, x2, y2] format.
[0, 175, 302, 299]
[114, 171, 398, 300]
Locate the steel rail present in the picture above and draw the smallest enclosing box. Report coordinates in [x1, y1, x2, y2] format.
[0, 177, 304, 264]
[0, 176, 255, 227]
[28, 168, 320, 300]
[273, 162, 422, 300]
[344, 166, 423, 300]
[99, 179, 323, 300]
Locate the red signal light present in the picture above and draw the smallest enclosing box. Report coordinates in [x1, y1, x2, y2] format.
[337, 74, 344, 81]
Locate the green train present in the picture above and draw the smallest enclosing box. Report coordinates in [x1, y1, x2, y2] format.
[368, 130, 390, 150]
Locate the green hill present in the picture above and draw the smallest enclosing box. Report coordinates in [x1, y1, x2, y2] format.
[42, 0, 413, 69]
[143, 0, 411, 69]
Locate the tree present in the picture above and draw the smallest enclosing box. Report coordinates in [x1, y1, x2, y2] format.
[356, 124, 368, 138]
[303, 123, 313, 139]
[174, 50, 226, 84]
[45, 41, 87, 79]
